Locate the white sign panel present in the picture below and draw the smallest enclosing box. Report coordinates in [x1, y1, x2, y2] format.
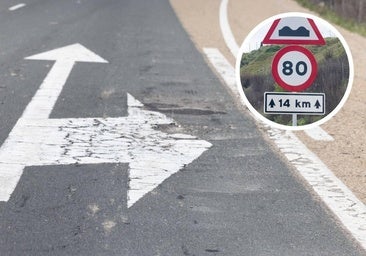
[264, 92, 325, 114]
[262, 17, 325, 45]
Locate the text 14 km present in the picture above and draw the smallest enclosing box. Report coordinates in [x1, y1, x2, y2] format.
[278, 98, 313, 108]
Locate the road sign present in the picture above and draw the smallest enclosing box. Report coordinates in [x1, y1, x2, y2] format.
[0, 44, 212, 207]
[272, 45, 317, 92]
[264, 92, 325, 114]
[237, 12, 352, 129]
[262, 17, 325, 45]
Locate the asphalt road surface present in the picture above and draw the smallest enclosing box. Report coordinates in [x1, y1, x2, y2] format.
[0, 0, 364, 255]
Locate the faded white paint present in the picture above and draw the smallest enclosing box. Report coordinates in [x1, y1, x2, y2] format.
[203, 48, 236, 94]
[0, 44, 211, 208]
[304, 126, 334, 141]
[268, 128, 366, 247]
[9, 3, 26, 11]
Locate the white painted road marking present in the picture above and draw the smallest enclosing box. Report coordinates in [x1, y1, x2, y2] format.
[24, 44, 108, 118]
[304, 126, 334, 141]
[268, 129, 366, 248]
[203, 48, 236, 93]
[0, 44, 211, 208]
[219, 0, 239, 57]
[9, 3, 26, 11]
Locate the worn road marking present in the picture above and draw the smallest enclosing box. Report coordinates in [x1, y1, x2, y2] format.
[203, 48, 236, 93]
[304, 126, 334, 141]
[9, 3, 26, 11]
[268, 128, 366, 247]
[0, 44, 211, 208]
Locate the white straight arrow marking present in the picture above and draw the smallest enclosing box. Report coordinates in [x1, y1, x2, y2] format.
[0, 44, 211, 207]
[23, 44, 108, 119]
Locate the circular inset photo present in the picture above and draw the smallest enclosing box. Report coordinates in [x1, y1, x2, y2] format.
[235, 12, 353, 130]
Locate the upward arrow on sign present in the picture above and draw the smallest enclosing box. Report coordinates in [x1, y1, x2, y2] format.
[0, 44, 211, 207]
[269, 99, 276, 108]
[315, 100, 321, 109]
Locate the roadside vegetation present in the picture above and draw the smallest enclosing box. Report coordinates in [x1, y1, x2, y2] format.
[295, 0, 366, 37]
[240, 37, 349, 126]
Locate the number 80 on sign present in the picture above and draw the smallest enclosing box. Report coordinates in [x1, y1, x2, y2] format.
[272, 45, 317, 92]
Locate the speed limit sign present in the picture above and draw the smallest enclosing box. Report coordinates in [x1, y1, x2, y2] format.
[237, 13, 353, 129]
[272, 45, 317, 92]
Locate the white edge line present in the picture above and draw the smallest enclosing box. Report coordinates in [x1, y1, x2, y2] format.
[9, 3, 26, 11]
[204, 47, 366, 251]
[304, 126, 334, 141]
[269, 129, 366, 246]
[219, 0, 239, 57]
[203, 48, 237, 94]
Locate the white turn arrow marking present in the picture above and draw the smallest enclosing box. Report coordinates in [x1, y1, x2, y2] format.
[0, 44, 211, 207]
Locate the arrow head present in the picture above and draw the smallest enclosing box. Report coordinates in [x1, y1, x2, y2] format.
[25, 43, 108, 63]
[315, 100, 321, 109]
[269, 99, 276, 108]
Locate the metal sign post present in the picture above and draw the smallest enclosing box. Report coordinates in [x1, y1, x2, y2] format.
[292, 114, 297, 126]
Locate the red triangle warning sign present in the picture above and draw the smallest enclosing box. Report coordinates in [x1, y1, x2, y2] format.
[263, 17, 325, 45]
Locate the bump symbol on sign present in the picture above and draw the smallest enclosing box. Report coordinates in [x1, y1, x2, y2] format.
[279, 26, 309, 37]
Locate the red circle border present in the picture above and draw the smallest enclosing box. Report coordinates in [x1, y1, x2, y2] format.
[272, 45, 317, 92]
